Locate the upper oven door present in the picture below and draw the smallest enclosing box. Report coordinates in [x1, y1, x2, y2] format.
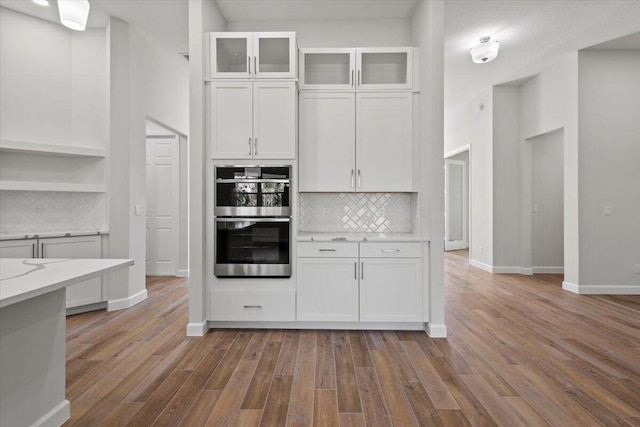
[215, 217, 291, 277]
[215, 166, 291, 216]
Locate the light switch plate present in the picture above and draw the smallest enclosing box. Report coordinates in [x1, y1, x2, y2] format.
[135, 205, 143, 216]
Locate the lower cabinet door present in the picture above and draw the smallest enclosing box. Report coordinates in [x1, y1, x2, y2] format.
[40, 235, 103, 308]
[360, 258, 422, 322]
[297, 258, 359, 321]
[0, 239, 37, 258]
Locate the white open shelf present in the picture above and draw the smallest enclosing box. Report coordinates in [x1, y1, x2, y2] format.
[0, 181, 106, 193]
[0, 140, 106, 158]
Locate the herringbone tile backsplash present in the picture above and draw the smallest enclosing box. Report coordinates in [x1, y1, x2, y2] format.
[299, 193, 411, 233]
[0, 191, 107, 233]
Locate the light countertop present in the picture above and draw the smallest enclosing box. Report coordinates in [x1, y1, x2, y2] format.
[0, 229, 109, 241]
[296, 232, 429, 242]
[0, 258, 133, 308]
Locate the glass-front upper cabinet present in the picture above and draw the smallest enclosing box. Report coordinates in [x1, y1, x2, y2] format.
[209, 32, 297, 80]
[299, 47, 413, 91]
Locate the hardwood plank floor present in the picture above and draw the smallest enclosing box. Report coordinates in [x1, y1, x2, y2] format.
[64, 252, 640, 426]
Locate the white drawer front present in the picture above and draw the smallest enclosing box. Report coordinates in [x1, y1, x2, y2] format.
[360, 242, 422, 258]
[210, 289, 295, 321]
[297, 242, 359, 258]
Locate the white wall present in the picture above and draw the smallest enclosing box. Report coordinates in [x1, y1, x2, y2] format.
[0, 7, 105, 148]
[578, 49, 640, 292]
[188, 0, 226, 334]
[530, 128, 564, 270]
[412, 0, 446, 337]
[227, 19, 411, 47]
[492, 86, 521, 269]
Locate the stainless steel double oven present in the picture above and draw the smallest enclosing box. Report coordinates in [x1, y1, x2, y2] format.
[214, 166, 291, 277]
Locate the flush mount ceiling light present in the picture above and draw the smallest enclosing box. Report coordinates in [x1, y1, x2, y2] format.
[470, 36, 500, 64]
[58, 0, 90, 31]
[32, 0, 50, 5]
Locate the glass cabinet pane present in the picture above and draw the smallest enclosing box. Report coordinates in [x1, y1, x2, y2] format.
[360, 52, 408, 85]
[258, 37, 291, 73]
[216, 37, 249, 73]
[304, 53, 351, 85]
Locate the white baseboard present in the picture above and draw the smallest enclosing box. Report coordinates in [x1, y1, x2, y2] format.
[33, 399, 70, 427]
[563, 281, 640, 295]
[176, 269, 190, 278]
[107, 289, 148, 311]
[207, 321, 425, 331]
[427, 323, 447, 338]
[469, 258, 493, 273]
[533, 266, 564, 274]
[186, 321, 208, 336]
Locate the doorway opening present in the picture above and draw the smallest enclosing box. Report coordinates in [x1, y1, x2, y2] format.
[445, 145, 470, 257]
[145, 119, 189, 277]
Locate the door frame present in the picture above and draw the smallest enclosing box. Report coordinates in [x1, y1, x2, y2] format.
[444, 144, 471, 252]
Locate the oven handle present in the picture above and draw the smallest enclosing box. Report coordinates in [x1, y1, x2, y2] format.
[215, 217, 291, 223]
[215, 178, 290, 184]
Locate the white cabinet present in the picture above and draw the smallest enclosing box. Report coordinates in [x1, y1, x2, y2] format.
[209, 32, 297, 80]
[296, 242, 423, 323]
[299, 92, 355, 191]
[0, 239, 37, 258]
[40, 235, 103, 308]
[210, 289, 295, 321]
[299, 47, 413, 91]
[208, 81, 296, 159]
[297, 243, 359, 321]
[299, 91, 412, 192]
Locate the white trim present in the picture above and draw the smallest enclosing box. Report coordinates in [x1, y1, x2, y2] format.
[492, 266, 520, 274]
[31, 399, 70, 427]
[533, 266, 564, 274]
[186, 321, 208, 336]
[563, 282, 640, 295]
[444, 144, 470, 159]
[469, 258, 493, 273]
[176, 269, 190, 278]
[427, 323, 447, 338]
[107, 289, 148, 311]
[207, 321, 425, 331]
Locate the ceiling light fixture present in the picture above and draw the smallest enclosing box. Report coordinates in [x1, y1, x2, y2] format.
[32, 0, 50, 5]
[470, 36, 500, 64]
[57, 0, 90, 31]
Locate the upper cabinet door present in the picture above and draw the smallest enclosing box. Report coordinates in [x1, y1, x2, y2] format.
[253, 82, 296, 159]
[356, 92, 413, 192]
[208, 82, 253, 159]
[299, 92, 356, 192]
[356, 48, 413, 91]
[209, 32, 253, 79]
[299, 48, 356, 91]
[253, 32, 297, 79]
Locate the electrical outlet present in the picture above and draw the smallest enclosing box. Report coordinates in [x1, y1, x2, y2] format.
[323, 208, 328, 216]
[533, 204, 539, 214]
[480, 246, 484, 254]
[32, 204, 44, 215]
[634, 264, 640, 274]
[135, 205, 143, 216]
[604, 206, 611, 216]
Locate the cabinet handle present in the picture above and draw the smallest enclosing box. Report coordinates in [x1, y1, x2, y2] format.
[248, 56, 251, 74]
[351, 69, 354, 87]
[358, 69, 361, 87]
[361, 262, 364, 279]
[382, 249, 401, 253]
[319, 249, 336, 252]
[32, 243, 36, 258]
[254, 138, 258, 156]
[354, 262, 357, 279]
[248, 138, 252, 155]
[243, 305, 262, 308]
[351, 169, 355, 189]
[254, 56, 257, 75]
[41, 243, 45, 258]
[357, 169, 361, 188]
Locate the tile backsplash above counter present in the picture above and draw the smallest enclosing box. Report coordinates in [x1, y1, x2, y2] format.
[299, 192, 412, 233]
[0, 191, 106, 234]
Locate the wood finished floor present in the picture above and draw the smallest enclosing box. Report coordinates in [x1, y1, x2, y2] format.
[64, 249, 640, 426]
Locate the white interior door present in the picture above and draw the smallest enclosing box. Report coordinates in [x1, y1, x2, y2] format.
[146, 135, 179, 276]
[445, 159, 468, 251]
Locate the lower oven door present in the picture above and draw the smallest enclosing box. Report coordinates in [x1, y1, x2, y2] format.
[215, 217, 291, 277]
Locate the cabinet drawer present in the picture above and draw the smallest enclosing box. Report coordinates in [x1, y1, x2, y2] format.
[210, 289, 295, 321]
[297, 242, 359, 258]
[360, 242, 422, 258]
